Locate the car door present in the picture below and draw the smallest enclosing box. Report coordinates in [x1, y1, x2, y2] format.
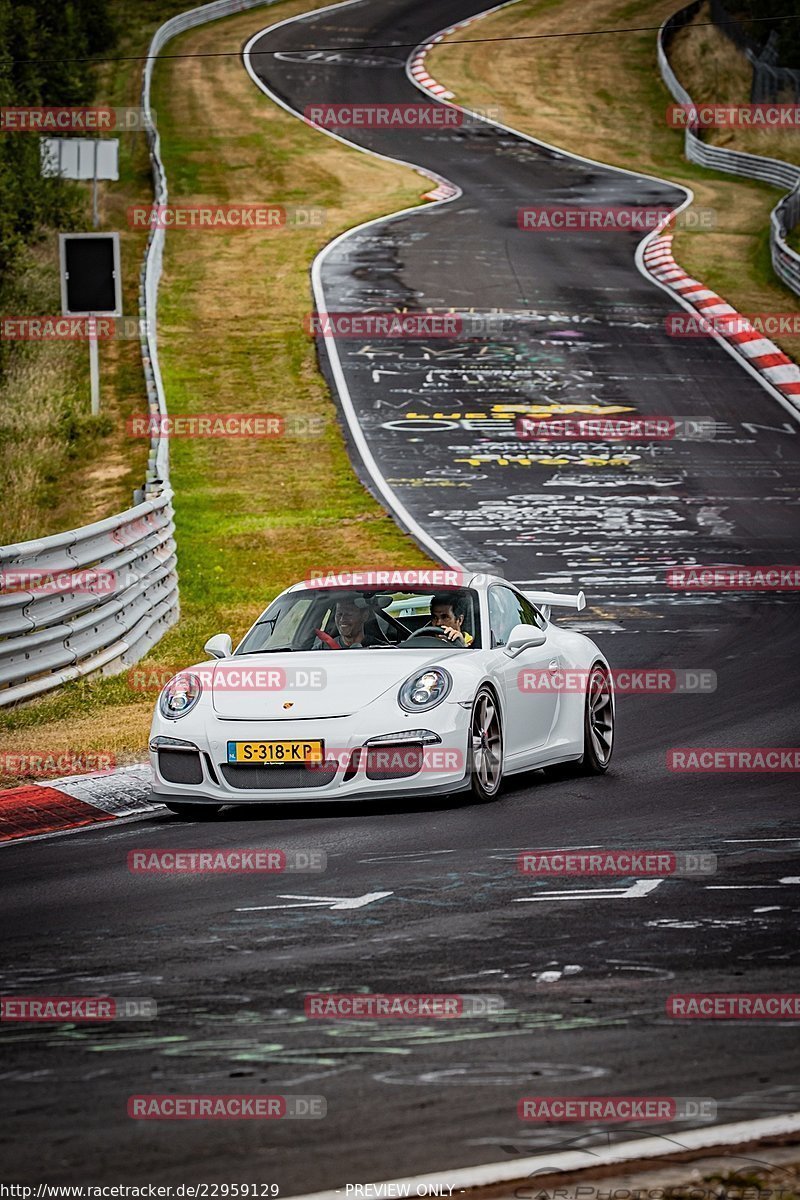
[487, 585, 560, 761]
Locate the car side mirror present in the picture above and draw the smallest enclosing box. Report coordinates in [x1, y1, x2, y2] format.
[204, 633, 233, 659]
[503, 622, 547, 658]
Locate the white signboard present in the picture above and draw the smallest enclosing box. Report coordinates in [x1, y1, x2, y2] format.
[40, 138, 119, 181]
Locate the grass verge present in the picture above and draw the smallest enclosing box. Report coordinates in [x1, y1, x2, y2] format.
[427, 0, 800, 359]
[0, 0, 435, 783]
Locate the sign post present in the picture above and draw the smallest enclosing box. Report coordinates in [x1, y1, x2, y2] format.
[59, 233, 122, 415]
[88, 319, 100, 416]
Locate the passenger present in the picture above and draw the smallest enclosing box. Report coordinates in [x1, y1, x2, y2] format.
[429, 592, 474, 646]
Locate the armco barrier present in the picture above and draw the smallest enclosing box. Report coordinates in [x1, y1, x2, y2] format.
[0, 0, 279, 707]
[659, 2, 800, 297]
[0, 495, 177, 705]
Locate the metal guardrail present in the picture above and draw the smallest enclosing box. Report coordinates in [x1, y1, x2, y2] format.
[658, 3, 800, 297]
[0, 0, 280, 707]
[0, 495, 178, 705]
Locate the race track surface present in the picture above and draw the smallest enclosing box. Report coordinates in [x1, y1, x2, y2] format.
[1, 0, 799, 1189]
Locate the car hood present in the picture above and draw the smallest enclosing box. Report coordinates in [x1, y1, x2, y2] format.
[209, 649, 466, 719]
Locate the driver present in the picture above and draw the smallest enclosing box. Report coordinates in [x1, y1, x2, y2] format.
[430, 592, 473, 646]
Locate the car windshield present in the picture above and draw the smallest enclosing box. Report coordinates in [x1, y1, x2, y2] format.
[236, 587, 481, 653]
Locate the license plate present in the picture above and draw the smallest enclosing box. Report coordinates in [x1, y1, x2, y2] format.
[227, 740, 324, 765]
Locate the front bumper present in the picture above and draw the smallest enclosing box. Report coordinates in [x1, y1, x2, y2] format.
[149, 706, 470, 805]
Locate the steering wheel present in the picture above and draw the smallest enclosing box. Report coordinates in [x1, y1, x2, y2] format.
[405, 624, 462, 646]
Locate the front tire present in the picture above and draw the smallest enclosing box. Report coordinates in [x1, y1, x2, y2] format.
[580, 663, 614, 774]
[469, 687, 504, 801]
[163, 802, 223, 819]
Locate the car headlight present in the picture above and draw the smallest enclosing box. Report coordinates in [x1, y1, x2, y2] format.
[159, 672, 202, 720]
[398, 668, 452, 713]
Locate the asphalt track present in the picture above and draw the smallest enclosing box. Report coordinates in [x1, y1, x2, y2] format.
[1, 0, 799, 1190]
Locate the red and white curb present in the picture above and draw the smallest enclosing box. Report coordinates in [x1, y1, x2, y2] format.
[408, 42, 453, 100]
[421, 181, 459, 201]
[410, 13, 497, 202]
[643, 233, 800, 405]
[408, 12, 491, 103]
[0, 764, 159, 845]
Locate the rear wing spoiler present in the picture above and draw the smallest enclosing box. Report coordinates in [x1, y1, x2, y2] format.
[523, 590, 586, 618]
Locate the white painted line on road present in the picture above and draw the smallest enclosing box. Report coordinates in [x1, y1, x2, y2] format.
[514, 880, 663, 903]
[237, 891, 393, 912]
[279, 1112, 800, 1200]
[358, 850, 456, 863]
[706, 880, 800, 889]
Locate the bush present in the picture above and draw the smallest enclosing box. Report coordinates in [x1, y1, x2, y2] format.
[0, 0, 116, 377]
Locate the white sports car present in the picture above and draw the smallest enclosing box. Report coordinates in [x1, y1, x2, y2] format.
[148, 572, 614, 816]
